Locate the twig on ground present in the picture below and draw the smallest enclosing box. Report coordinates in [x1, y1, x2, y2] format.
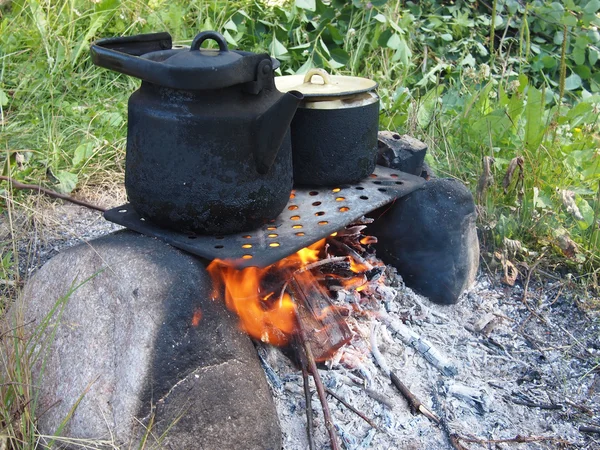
[325, 387, 381, 431]
[511, 398, 563, 410]
[580, 425, 600, 435]
[451, 433, 571, 446]
[299, 349, 316, 450]
[370, 323, 440, 424]
[0, 176, 106, 212]
[289, 277, 341, 450]
[389, 372, 440, 423]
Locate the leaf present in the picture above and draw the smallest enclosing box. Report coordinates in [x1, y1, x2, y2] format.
[72, 12, 109, 65]
[524, 86, 545, 152]
[564, 73, 582, 91]
[576, 197, 595, 229]
[386, 33, 401, 50]
[54, 171, 78, 194]
[295, 0, 316, 11]
[223, 30, 238, 47]
[589, 47, 599, 66]
[584, 0, 600, 14]
[561, 13, 577, 27]
[374, 13, 387, 23]
[440, 33, 453, 42]
[533, 187, 552, 209]
[574, 65, 592, 80]
[72, 142, 95, 167]
[0, 89, 8, 106]
[224, 19, 237, 32]
[270, 36, 288, 58]
[461, 54, 476, 66]
[416, 86, 443, 129]
[330, 48, 349, 65]
[572, 46, 586, 66]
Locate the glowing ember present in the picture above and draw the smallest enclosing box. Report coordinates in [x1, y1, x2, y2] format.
[191, 308, 203, 326]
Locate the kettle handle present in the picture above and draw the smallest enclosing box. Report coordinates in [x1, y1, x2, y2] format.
[190, 31, 229, 52]
[90, 32, 172, 80]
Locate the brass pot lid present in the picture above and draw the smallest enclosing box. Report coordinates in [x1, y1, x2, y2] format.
[275, 68, 377, 98]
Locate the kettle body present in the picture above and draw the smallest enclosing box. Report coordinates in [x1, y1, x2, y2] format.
[126, 82, 294, 234]
[91, 31, 302, 234]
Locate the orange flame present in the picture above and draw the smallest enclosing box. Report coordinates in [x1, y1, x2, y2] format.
[207, 239, 326, 346]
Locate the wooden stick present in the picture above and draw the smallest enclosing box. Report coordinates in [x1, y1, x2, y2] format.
[389, 372, 440, 423]
[326, 238, 373, 270]
[325, 388, 381, 431]
[451, 433, 571, 446]
[370, 323, 440, 424]
[289, 277, 340, 450]
[297, 324, 341, 450]
[299, 345, 316, 450]
[580, 425, 600, 435]
[0, 175, 106, 212]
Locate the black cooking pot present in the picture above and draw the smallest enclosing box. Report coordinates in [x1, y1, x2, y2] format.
[275, 68, 379, 186]
[91, 31, 302, 234]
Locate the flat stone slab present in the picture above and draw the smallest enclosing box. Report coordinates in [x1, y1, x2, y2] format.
[15, 231, 281, 449]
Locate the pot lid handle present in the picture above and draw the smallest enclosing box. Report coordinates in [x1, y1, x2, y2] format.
[303, 68, 331, 85]
[190, 31, 229, 52]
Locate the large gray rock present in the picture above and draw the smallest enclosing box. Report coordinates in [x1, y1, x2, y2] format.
[368, 178, 479, 305]
[15, 231, 281, 449]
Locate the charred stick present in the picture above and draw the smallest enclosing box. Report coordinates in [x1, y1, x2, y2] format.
[379, 311, 457, 376]
[299, 351, 316, 450]
[289, 278, 341, 450]
[298, 327, 340, 450]
[389, 372, 440, 423]
[327, 238, 373, 270]
[0, 176, 106, 212]
[511, 398, 563, 410]
[325, 388, 381, 431]
[449, 434, 470, 450]
[370, 323, 440, 424]
[452, 433, 571, 446]
[580, 425, 600, 435]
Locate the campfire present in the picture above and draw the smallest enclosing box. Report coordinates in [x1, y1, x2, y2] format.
[206, 225, 376, 356]
[206, 218, 445, 449]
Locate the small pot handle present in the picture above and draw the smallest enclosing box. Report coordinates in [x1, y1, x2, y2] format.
[303, 68, 331, 84]
[190, 31, 229, 52]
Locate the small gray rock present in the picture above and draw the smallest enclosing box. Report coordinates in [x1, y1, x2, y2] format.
[368, 178, 479, 305]
[15, 231, 281, 449]
[377, 131, 428, 176]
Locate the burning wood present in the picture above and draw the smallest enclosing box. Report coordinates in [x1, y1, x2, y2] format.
[207, 220, 456, 448]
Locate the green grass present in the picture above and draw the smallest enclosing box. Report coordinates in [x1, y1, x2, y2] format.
[1, 0, 598, 274]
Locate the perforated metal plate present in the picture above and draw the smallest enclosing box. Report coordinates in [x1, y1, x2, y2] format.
[104, 166, 425, 268]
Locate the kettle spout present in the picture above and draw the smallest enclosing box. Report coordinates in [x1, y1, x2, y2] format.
[254, 90, 303, 175]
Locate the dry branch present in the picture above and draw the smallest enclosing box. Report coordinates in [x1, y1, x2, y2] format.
[289, 277, 341, 450]
[325, 388, 381, 431]
[0, 176, 106, 212]
[370, 323, 440, 424]
[451, 433, 571, 446]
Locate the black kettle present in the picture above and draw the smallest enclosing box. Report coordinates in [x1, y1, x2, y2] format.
[91, 31, 303, 235]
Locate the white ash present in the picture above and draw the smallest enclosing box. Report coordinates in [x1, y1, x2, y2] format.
[258, 273, 600, 449]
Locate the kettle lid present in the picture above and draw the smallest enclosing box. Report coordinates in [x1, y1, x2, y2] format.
[91, 31, 273, 91]
[157, 31, 243, 70]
